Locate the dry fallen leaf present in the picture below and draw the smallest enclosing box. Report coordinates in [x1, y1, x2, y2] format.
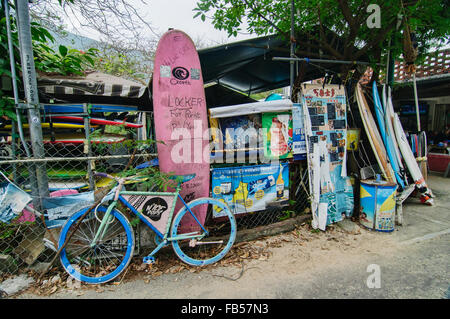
[48, 286, 58, 295]
[239, 252, 250, 259]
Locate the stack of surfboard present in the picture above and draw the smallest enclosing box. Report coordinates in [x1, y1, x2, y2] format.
[1, 105, 144, 145]
[356, 82, 433, 205]
[42, 115, 142, 144]
[1, 104, 146, 191]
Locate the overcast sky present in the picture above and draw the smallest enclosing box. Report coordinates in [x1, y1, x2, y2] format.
[145, 0, 252, 46]
[66, 0, 253, 47]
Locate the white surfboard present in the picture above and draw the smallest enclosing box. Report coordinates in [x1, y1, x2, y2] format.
[392, 113, 434, 205]
[384, 85, 405, 172]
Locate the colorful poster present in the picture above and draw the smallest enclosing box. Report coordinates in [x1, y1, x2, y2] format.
[0, 182, 32, 224]
[219, 114, 262, 151]
[301, 84, 354, 229]
[360, 181, 397, 232]
[262, 112, 293, 159]
[292, 103, 307, 160]
[211, 163, 289, 217]
[42, 191, 95, 228]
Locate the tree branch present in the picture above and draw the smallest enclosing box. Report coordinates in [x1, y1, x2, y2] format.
[337, 0, 358, 36]
[243, 0, 290, 40]
[354, 19, 398, 60]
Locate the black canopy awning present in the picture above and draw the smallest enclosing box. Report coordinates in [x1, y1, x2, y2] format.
[198, 32, 356, 95]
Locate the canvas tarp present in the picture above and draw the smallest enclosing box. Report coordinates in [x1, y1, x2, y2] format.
[208, 99, 293, 118]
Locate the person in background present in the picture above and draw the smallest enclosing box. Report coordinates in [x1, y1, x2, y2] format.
[436, 130, 446, 144]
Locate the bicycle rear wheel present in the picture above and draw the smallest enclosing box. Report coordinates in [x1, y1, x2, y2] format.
[59, 205, 134, 284]
[171, 197, 236, 266]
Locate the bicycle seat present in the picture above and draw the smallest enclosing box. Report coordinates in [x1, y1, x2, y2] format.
[170, 173, 196, 183]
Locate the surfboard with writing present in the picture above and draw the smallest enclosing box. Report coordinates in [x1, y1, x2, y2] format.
[152, 29, 210, 232]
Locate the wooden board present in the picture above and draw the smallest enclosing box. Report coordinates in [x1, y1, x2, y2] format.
[152, 29, 210, 232]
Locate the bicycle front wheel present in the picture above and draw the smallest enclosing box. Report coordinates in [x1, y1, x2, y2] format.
[171, 197, 236, 266]
[59, 205, 135, 284]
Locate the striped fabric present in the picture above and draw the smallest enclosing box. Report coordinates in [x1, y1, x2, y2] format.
[38, 78, 146, 98]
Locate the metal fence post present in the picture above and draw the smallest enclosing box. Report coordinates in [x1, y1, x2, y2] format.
[15, 0, 49, 207]
[83, 103, 95, 190]
[290, 0, 295, 99]
[4, 0, 31, 158]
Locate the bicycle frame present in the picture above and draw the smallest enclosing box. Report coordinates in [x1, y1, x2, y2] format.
[90, 181, 209, 259]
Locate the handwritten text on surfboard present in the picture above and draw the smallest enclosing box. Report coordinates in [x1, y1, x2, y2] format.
[164, 95, 204, 130]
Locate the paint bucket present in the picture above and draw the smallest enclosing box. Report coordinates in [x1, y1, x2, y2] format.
[359, 177, 397, 232]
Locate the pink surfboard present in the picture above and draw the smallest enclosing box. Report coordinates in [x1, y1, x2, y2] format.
[152, 30, 210, 232]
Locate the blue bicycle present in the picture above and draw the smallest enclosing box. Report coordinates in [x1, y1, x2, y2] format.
[58, 171, 237, 284]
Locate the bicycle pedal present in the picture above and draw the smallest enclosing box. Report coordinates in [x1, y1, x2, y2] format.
[189, 239, 197, 247]
[142, 256, 156, 265]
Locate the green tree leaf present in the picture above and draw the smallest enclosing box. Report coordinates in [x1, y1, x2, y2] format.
[58, 45, 68, 57]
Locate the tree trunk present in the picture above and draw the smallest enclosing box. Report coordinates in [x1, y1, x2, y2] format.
[291, 61, 308, 103]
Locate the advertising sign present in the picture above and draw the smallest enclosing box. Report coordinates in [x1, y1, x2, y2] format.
[219, 114, 262, 151]
[211, 163, 289, 217]
[360, 180, 397, 232]
[292, 103, 307, 160]
[262, 112, 293, 159]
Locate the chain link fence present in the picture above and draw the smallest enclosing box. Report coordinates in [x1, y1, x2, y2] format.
[0, 123, 310, 277]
